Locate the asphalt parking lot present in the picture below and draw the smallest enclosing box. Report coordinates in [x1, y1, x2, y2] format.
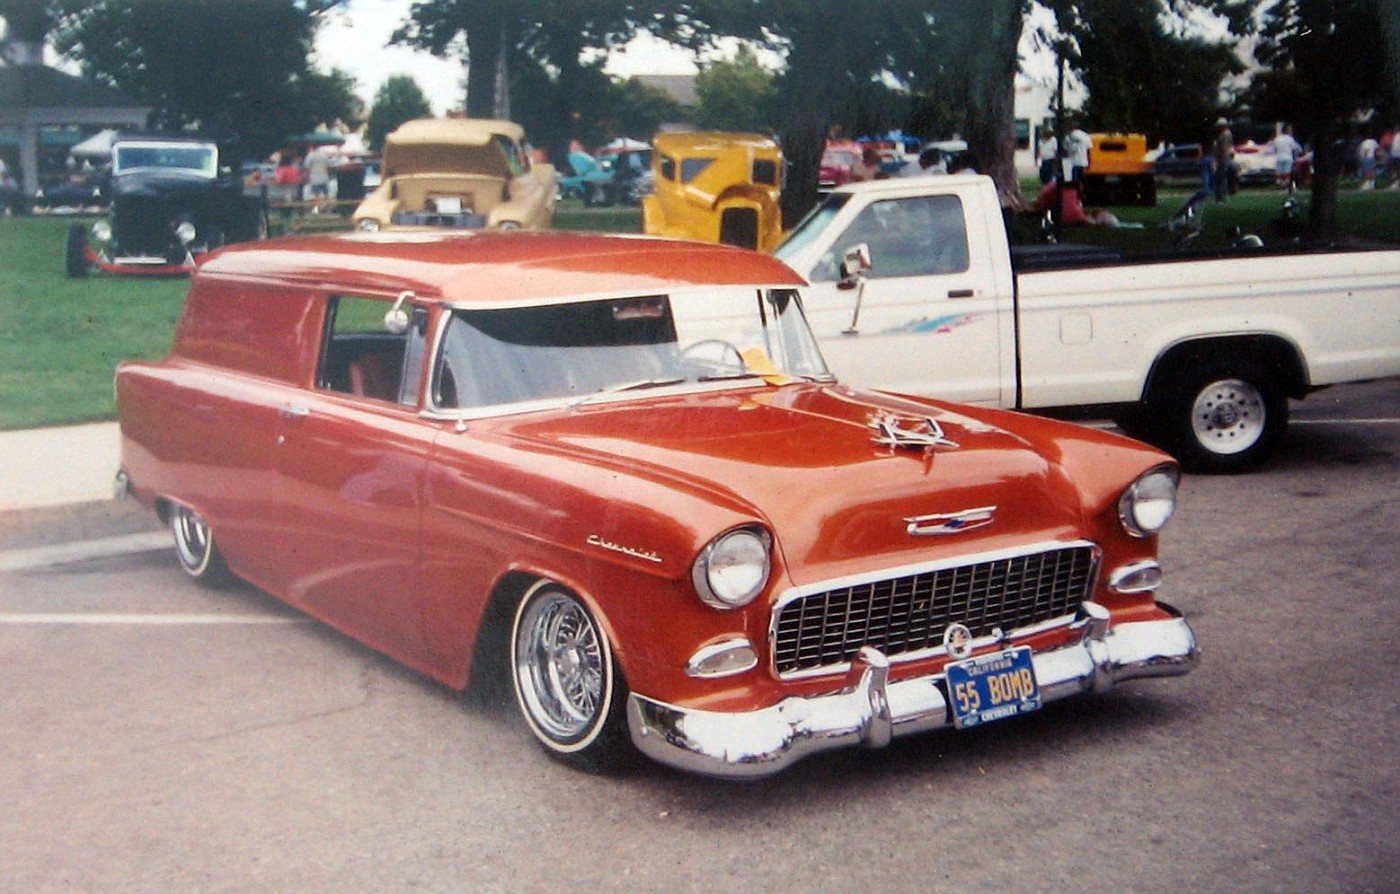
[1, 378, 1396, 893]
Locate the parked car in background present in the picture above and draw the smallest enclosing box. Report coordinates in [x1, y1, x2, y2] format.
[115, 229, 1198, 778]
[642, 131, 785, 252]
[1152, 143, 1205, 183]
[66, 134, 267, 277]
[559, 142, 653, 207]
[353, 118, 556, 232]
[1232, 140, 1277, 186]
[1081, 133, 1156, 206]
[819, 140, 862, 192]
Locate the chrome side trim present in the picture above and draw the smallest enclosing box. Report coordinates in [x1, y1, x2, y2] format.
[629, 601, 1198, 779]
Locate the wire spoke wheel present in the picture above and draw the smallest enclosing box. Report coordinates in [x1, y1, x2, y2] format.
[169, 503, 232, 586]
[512, 584, 613, 750]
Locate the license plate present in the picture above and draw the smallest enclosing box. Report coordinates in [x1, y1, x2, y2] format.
[945, 646, 1041, 729]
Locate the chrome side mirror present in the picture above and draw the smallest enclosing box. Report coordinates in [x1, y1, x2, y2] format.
[384, 290, 413, 335]
[840, 243, 872, 335]
[839, 242, 872, 284]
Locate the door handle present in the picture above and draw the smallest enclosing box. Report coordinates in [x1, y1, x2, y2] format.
[948, 289, 975, 299]
[279, 404, 310, 419]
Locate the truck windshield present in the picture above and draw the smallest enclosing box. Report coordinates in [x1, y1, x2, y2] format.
[774, 193, 851, 263]
[433, 287, 832, 410]
[113, 144, 218, 177]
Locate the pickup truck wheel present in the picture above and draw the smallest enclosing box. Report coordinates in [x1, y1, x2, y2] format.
[511, 581, 633, 771]
[170, 504, 234, 587]
[1162, 362, 1287, 473]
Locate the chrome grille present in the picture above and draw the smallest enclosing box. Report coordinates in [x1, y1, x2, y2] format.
[772, 543, 1098, 676]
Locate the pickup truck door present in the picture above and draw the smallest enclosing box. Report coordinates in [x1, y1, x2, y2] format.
[797, 192, 1009, 405]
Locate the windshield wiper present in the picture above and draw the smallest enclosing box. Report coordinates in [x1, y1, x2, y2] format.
[567, 376, 687, 409]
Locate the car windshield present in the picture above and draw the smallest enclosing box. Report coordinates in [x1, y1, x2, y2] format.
[774, 193, 852, 263]
[432, 287, 831, 411]
[113, 143, 218, 177]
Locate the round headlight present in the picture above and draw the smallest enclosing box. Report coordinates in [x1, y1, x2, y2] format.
[692, 527, 771, 610]
[1118, 466, 1180, 537]
[356, 218, 380, 232]
[174, 221, 197, 244]
[496, 220, 522, 230]
[91, 220, 112, 242]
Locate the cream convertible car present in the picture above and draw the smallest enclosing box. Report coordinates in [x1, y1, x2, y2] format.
[353, 118, 557, 232]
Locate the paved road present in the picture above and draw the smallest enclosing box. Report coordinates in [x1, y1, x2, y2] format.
[1, 379, 1396, 893]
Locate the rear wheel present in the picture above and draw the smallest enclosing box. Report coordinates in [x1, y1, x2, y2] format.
[510, 581, 632, 771]
[1153, 359, 1287, 473]
[170, 503, 234, 587]
[65, 223, 89, 278]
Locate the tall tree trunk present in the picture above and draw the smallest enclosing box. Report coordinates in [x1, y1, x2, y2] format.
[463, 8, 500, 118]
[961, 0, 1030, 209]
[1306, 118, 1340, 242]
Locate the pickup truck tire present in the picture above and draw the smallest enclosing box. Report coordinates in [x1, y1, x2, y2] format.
[1156, 360, 1287, 474]
[511, 581, 633, 772]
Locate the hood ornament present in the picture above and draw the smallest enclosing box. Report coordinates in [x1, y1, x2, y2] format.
[870, 412, 960, 451]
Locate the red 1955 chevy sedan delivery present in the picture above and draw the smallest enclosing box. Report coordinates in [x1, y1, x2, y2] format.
[115, 230, 1198, 778]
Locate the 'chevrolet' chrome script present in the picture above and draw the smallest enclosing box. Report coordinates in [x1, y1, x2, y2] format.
[587, 534, 664, 564]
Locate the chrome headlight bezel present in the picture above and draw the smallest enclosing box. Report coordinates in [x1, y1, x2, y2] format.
[691, 526, 772, 610]
[356, 218, 380, 232]
[1118, 465, 1180, 538]
[174, 220, 197, 245]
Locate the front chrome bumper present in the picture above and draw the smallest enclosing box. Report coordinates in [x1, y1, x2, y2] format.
[627, 602, 1198, 778]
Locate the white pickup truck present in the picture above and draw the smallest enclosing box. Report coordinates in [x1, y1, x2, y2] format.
[773, 175, 1400, 472]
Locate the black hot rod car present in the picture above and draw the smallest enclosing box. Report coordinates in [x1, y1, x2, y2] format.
[66, 135, 267, 277]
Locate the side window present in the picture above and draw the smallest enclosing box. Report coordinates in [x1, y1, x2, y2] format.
[659, 155, 676, 181]
[810, 194, 970, 282]
[319, 295, 411, 405]
[752, 158, 778, 186]
[680, 157, 715, 183]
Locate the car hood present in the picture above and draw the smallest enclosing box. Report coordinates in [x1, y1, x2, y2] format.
[493, 383, 1096, 585]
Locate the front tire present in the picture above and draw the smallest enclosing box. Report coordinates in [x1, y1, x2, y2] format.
[170, 503, 234, 587]
[510, 581, 632, 771]
[1155, 360, 1287, 473]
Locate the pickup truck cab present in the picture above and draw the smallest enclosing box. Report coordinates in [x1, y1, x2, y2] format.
[774, 175, 1400, 472]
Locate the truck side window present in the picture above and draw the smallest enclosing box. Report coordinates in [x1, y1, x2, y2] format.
[814, 195, 970, 282]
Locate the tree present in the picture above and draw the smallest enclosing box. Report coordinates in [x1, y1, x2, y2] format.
[49, 0, 352, 158]
[694, 44, 777, 133]
[396, 1, 677, 158]
[1049, 0, 1244, 144]
[1249, 0, 1397, 238]
[365, 75, 433, 151]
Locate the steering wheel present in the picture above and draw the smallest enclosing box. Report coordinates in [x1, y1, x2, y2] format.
[679, 339, 748, 375]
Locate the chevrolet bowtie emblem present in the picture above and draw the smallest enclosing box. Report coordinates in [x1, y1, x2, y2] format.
[905, 506, 997, 536]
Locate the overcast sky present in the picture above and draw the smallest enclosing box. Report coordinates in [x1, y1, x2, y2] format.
[314, 0, 702, 116]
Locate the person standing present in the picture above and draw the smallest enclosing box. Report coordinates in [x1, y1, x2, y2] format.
[849, 146, 883, 182]
[304, 148, 332, 211]
[1357, 131, 1379, 189]
[1211, 119, 1234, 202]
[1037, 128, 1059, 184]
[1066, 126, 1091, 183]
[1273, 124, 1302, 189]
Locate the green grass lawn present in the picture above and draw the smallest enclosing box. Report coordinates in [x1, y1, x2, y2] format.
[1, 187, 1393, 430]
